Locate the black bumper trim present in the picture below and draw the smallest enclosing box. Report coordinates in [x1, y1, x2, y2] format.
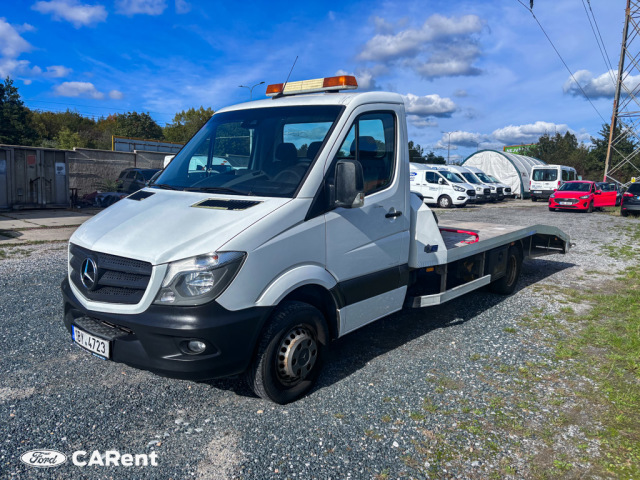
[61, 277, 273, 381]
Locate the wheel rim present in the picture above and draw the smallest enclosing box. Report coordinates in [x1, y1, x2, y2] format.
[441, 197, 450, 207]
[276, 326, 318, 384]
[505, 254, 517, 286]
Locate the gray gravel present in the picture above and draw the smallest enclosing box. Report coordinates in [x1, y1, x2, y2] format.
[0, 200, 637, 479]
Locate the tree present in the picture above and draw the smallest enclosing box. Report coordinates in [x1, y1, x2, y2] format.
[585, 124, 638, 182]
[31, 109, 107, 149]
[530, 131, 590, 178]
[425, 151, 446, 164]
[99, 111, 164, 140]
[0, 77, 38, 145]
[408, 141, 446, 164]
[163, 106, 214, 143]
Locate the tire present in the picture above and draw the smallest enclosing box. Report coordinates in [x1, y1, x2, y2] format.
[245, 301, 328, 404]
[587, 201, 594, 213]
[438, 195, 452, 208]
[490, 246, 523, 295]
[621, 209, 628, 217]
[549, 207, 555, 212]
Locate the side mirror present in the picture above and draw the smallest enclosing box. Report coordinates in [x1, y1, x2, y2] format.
[595, 190, 601, 195]
[335, 160, 365, 208]
[438, 178, 446, 185]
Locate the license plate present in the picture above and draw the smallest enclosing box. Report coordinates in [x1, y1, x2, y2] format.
[559, 201, 571, 205]
[533, 191, 542, 194]
[72, 325, 110, 359]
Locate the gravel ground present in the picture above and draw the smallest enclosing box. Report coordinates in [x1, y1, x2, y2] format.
[0, 200, 637, 479]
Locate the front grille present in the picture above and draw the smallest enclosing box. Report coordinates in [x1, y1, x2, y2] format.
[70, 244, 152, 304]
[483, 188, 490, 196]
[467, 189, 476, 197]
[505, 187, 512, 193]
[497, 187, 503, 195]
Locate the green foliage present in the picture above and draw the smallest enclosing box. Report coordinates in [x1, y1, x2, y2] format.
[102, 111, 164, 140]
[163, 106, 214, 143]
[409, 140, 445, 164]
[585, 123, 637, 183]
[0, 77, 38, 145]
[55, 127, 81, 150]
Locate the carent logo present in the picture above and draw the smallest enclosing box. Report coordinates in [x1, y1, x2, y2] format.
[20, 450, 67, 468]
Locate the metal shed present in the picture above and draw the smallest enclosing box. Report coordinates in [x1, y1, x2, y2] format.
[462, 150, 546, 198]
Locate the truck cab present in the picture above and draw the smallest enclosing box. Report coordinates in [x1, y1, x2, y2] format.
[62, 76, 569, 403]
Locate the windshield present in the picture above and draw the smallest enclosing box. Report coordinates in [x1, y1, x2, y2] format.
[154, 106, 343, 197]
[474, 171, 494, 183]
[439, 170, 466, 183]
[461, 172, 481, 184]
[627, 184, 640, 194]
[487, 174, 500, 183]
[532, 168, 558, 181]
[558, 182, 591, 192]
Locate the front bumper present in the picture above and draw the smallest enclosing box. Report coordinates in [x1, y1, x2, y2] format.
[549, 198, 589, 210]
[531, 189, 555, 199]
[61, 277, 273, 380]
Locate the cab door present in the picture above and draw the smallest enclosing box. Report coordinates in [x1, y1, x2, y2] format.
[324, 107, 409, 335]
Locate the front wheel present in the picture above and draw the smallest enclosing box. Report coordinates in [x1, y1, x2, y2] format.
[549, 207, 555, 212]
[587, 201, 594, 213]
[438, 195, 452, 208]
[490, 246, 523, 295]
[245, 301, 328, 404]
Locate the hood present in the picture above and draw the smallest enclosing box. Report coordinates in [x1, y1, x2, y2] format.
[71, 189, 291, 265]
[552, 190, 590, 199]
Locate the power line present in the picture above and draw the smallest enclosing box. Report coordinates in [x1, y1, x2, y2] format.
[581, 0, 616, 85]
[586, 0, 616, 73]
[516, 0, 607, 123]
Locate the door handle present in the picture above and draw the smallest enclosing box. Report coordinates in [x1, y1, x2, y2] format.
[385, 210, 402, 218]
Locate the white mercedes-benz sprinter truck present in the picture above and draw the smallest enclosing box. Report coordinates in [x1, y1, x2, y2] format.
[62, 76, 569, 403]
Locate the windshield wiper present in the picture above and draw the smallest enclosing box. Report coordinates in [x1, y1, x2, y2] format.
[183, 186, 250, 196]
[151, 183, 181, 190]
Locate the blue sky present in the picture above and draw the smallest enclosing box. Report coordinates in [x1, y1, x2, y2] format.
[0, 0, 628, 161]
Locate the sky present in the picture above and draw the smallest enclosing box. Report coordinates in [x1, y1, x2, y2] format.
[0, 0, 630, 162]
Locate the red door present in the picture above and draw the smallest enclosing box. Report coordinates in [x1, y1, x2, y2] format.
[594, 185, 616, 207]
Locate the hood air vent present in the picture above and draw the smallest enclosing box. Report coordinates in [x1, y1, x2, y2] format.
[192, 198, 261, 211]
[128, 191, 155, 201]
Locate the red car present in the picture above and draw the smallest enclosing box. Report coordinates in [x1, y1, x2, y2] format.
[548, 180, 617, 212]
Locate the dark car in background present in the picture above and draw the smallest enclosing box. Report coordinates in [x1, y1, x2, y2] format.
[621, 183, 640, 217]
[117, 168, 161, 194]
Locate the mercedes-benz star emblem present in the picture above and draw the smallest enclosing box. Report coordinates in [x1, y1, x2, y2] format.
[81, 258, 98, 290]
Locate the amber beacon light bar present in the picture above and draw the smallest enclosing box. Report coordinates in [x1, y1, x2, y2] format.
[266, 75, 358, 97]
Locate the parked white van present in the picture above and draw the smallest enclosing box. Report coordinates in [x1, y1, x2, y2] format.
[465, 166, 514, 200]
[410, 163, 476, 207]
[530, 165, 578, 201]
[433, 165, 493, 202]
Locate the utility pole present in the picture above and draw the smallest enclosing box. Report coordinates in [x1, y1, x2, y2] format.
[604, 0, 630, 182]
[604, 0, 640, 185]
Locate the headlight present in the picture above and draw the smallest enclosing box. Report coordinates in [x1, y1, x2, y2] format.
[579, 195, 590, 199]
[154, 251, 246, 306]
[549, 193, 555, 198]
[453, 185, 465, 192]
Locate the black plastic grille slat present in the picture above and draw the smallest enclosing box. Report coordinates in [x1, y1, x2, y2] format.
[467, 190, 476, 196]
[497, 187, 503, 194]
[69, 244, 151, 305]
[483, 188, 490, 195]
[128, 191, 155, 201]
[192, 198, 261, 211]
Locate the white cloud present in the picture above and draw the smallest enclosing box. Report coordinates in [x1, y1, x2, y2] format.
[454, 89, 468, 97]
[407, 115, 437, 128]
[45, 65, 72, 77]
[435, 131, 488, 149]
[54, 81, 105, 99]
[32, 1, 108, 28]
[335, 67, 385, 91]
[357, 14, 484, 79]
[563, 69, 640, 99]
[0, 18, 33, 57]
[402, 93, 456, 117]
[0, 58, 41, 78]
[23, 79, 32, 85]
[491, 121, 569, 144]
[175, 0, 190, 14]
[116, 0, 167, 16]
[109, 89, 124, 99]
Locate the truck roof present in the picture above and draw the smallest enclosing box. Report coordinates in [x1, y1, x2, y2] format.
[217, 91, 405, 113]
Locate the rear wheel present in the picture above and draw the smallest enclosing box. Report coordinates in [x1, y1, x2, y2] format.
[438, 195, 453, 208]
[490, 246, 523, 295]
[621, 208, 628, 217]
[245, 301, 328, 404]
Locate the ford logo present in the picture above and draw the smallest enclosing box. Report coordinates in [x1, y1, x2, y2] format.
[20, 450, 67, 468]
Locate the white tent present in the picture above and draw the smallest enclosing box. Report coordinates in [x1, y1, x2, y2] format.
[462, 150, 546, 198]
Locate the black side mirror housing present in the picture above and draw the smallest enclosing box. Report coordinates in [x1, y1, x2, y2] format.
[335, 160, 365, 208]
[438, 178, 446, 185]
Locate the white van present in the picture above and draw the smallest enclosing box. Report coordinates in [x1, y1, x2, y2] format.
[464, 166, 512, 201]
[530, 165, 578, 201]
[410, 163, 476, 207]
[434, 165, 493, 202]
